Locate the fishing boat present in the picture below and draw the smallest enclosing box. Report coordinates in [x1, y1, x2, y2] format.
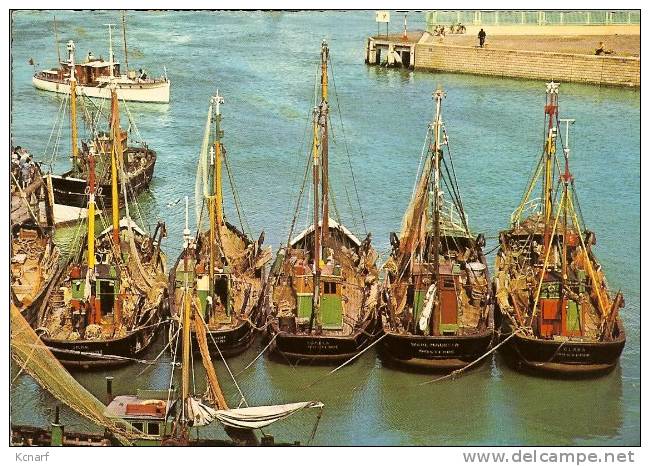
[494, 82, 626, 377]
[379, 89, 494, 372]
[33, 17, 170, 104]
[10, 154, 62, 326]
[168, 92, 272, 357]
[35, 87, 169, 369]
[266, 41, 381, 364]
[45, 44, 157, 210]
[11, 295, 324, 446]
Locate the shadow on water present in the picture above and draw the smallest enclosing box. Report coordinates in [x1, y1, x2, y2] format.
[493, 353, 625, 445]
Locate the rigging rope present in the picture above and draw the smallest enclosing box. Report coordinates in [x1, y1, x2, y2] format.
[328, 55, 367, 234]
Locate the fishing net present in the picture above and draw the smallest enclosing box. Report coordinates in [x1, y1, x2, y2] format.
[397, 156, 432, 273]
[193, 305, 228, 410]
[10, 303, 139, 445]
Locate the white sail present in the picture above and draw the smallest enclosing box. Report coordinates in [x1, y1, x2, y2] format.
[185, 398, 323, 430]
[195, 102, 213, 230]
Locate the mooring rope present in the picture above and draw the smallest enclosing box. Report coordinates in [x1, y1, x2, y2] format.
[304, 332, 388, 389]
[417, 328, 523, 386]
[234, 332, 278, 377]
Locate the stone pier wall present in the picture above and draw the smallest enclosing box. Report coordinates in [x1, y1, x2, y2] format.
[413, 44, 640, 87]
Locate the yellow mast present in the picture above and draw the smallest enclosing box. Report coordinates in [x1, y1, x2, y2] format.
[320, 41, 330, 243]
[87, 154, 96, 269]
[67, 41, 79, 164]
[209, 91, 225, 293]
[181, 197, 192, 423]
[110, 89, 121, 247]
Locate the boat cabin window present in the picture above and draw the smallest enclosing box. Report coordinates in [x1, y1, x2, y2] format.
[98, 280, 116, 317]
[146, 422, 161, 436]
[441, 277, 455, 290]
[131, 421, 144, 433]
[323, 282, 337, 294]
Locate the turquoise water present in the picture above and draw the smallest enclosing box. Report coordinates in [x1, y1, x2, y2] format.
[10, 10, 640, 445]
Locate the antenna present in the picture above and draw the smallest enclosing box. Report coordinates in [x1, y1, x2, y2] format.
[53, 16, 61, 64]
[121, 11, 129, 73]
[104, 23, 116, 78]
[559, 118, 576, 158]
[211, 89, 224, 117]
[183, 196, 190, 249]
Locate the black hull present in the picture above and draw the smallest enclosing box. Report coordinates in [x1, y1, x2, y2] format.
[40, 322, 161, 370]
[189, 319, 257, 358]
[497, 311, 626, 378]
[379, 328, 494, 372]
[267, 313, 381, 365]
[168, 256, 261, 358]
[50, 158, 155, 209]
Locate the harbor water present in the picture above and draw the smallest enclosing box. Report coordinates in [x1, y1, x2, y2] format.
[10, 10, 640, 445]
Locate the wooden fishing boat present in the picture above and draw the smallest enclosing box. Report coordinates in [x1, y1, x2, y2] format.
[11, 296, 323, 447]
[10, 158, 62, 326]
[379, 89, 494, 372]
[169, 92, 272, 357]
[266, 41, 381, 364]
[45, 43, 156, 210]
[33, 18, 170, 103]
[494, 82, 625, 377]
[35, 88, 169, 370]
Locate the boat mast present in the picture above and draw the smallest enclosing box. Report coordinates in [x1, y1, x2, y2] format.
[320, 40, 330, 244]
[431, 89, 444, 336]
[109, 88, 121, 248]
[67, 40, 79, 165]
[543, 82, 559, 253]
[309, 104, 321, 333]
[105, 23, 116, 79]
[87, 153, 96, 270]
[559, 118, 575, 285]
[209, 91, 225, 296]
[121, 12, 129, 73]
[181, 197, 192, 425]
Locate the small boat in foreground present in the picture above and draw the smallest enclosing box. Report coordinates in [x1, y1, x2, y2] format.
[379, 89, 494, 372]
[266, 41, 381, 364]
[494, 82, 625, 377]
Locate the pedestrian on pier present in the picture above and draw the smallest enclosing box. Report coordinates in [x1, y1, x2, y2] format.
[478, 28, 486, 48]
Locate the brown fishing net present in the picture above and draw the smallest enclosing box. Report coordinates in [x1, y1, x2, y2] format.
[10, 303, 139, 445]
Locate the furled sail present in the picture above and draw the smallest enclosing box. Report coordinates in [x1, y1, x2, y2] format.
[214, 401, 324, 430]
[195, 102, 214, 230]
[396, 156, 432, 273]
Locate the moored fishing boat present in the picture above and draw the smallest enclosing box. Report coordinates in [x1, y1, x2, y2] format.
[35, 87, 169, 369]
[33, 17, 170, 103]
[266, 41, 381, 364]
[45, 45, 156, 210]
[494, 82, 625, 377]
[379, 89, 494, 372]
[168, 92, 272, 357]
[10, 154, 62, 326]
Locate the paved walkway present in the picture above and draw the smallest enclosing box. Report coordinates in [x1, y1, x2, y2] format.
[422, 33, 640, 57]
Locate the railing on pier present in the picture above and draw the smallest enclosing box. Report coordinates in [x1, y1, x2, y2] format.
[426, 10, 640, 30]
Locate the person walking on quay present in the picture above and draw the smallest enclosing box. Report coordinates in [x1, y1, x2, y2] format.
[478, 28, 486, 48]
